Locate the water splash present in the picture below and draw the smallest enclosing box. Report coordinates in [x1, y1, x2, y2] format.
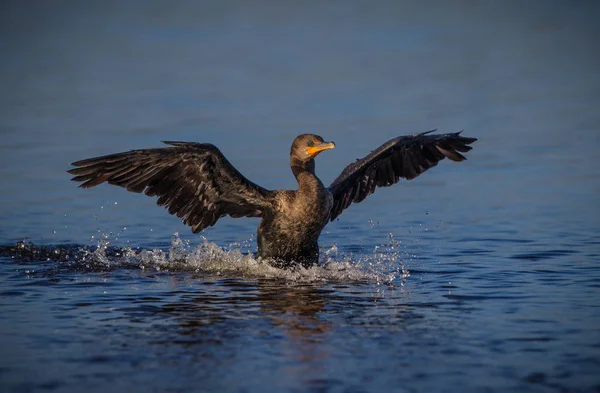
[1, 232, 410, 284]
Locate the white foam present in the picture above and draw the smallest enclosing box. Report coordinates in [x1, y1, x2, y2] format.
[80, 232, 410, 284]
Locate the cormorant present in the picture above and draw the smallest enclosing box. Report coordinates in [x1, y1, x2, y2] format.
[68, 130, 476, 268]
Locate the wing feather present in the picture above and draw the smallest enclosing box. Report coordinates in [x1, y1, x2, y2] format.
[68, 142, 274, 233]
[328, 131, 476, 221]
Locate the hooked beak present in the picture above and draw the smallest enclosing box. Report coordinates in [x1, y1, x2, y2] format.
[306, 141, 336, 158]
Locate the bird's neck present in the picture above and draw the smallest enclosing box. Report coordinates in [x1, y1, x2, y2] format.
[290, 158, 318, 189]
[291, 157, 314, 176]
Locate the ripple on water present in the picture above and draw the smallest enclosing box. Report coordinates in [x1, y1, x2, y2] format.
[509, 249, 578, 261]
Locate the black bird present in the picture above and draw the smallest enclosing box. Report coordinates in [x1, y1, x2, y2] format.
[68, 130, 476, 268]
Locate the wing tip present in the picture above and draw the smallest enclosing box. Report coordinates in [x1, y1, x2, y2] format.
[69, 159, 87, 167]
[455, 130, 477, 144]
[418, 129, 438, 136]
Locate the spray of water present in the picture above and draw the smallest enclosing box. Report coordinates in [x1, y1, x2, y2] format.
[2, 231, 411, 285]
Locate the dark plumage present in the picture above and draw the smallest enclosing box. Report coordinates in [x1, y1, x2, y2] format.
[68, 131, 476, 268]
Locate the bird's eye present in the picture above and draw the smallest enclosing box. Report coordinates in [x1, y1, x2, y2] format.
[307, 140, 315, 147]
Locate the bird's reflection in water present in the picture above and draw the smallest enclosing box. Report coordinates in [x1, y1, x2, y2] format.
[258, 280, 331, 340]
[149, 277, 332, 363]
[119, 276, 343, 384]
[257, 280, 333, 377]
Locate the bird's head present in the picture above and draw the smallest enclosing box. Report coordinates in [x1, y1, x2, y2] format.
[290, 134, 336, 163]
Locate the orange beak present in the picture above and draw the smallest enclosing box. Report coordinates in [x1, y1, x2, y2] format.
[306, 141, 336, 157]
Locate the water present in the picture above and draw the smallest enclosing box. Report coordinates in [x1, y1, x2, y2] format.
[1, 1, 600, 392]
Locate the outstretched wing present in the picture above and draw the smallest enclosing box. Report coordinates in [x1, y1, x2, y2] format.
[328, 130, 477, 221]
[68, 142, 274, 233]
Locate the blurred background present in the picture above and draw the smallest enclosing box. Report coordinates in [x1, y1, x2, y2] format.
[1, 0, 599, 250]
